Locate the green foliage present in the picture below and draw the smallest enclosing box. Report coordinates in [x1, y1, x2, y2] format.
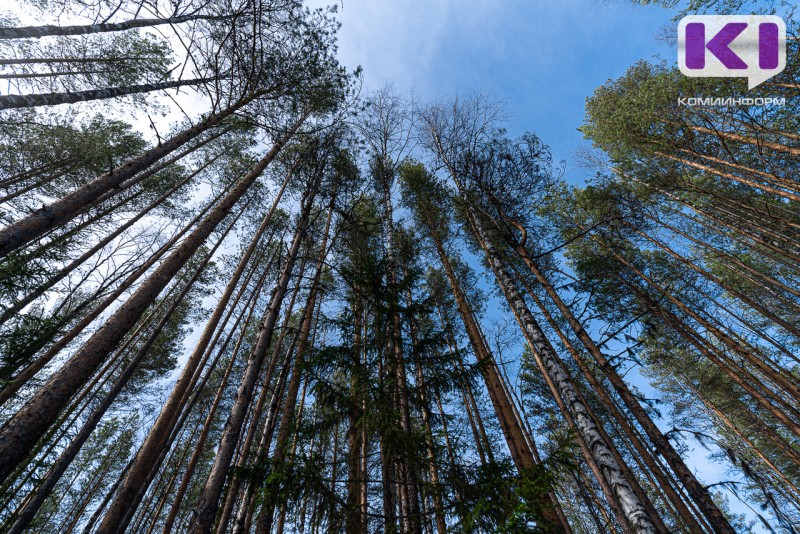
[1, 31, 174, 98]
[448, 459, 567, 533]
[629, 0, 792, 16]
[0, 112, 147, 198]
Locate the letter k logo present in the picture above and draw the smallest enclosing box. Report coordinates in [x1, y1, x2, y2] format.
[686, 22, 748, 69]
[678, 15, 786, 89]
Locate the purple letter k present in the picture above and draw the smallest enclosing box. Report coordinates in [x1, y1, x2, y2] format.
[686, 22, 748, 70]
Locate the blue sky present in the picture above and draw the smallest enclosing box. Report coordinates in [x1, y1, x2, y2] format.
[322, 0, 678, 170]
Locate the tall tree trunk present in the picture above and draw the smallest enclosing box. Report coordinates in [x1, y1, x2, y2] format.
[422, 210, 567, 530]
[463, 205, 661, 534]
[213, 257, 309, 534]
[231, 323, 300, 534]
[510, 238, 735, 533]
[379, 433, 399, 534]
[681, 378, 800, 499]
[0, 92, 258, 258]
[0, 13, 237, 40]
[346, 286, 367, 534]
[160, 244, 278, 534]
[407, 301, 448, 534]
[188, 180, 318, 534]
[359, 319, 370, 534]
[379, 170, 422, 534]
[0, 77, 214, 110]
[515, 268, 705, 532]
[93, 150, 299, 532]
[0, 151, 217, 326]
[255, 195, 336, 534]
[683, 123, 800, 158]
[0, 182, 227, 407]
[676, 147, 800, 195]
[654, 151, 800, 202]
[0, 115, 303, 493]
[626, 217, 800, 338]
[589, 232, 800, 432]
[4, 207, 236, 534]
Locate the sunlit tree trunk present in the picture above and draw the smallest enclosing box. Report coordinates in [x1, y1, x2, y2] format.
[0, 13, 237, 39]
[0, 92, 260, 258]
[462, 203, 661, 534]
[255, 196, 336, 534]
[188, 182, 317, 534]
[0, 78, 214, 110]
[94, 154, 298, 532]
[509, 237, 735, 534]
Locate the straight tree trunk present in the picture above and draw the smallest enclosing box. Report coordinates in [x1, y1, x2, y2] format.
[0, 115, 303, 489]
[346, 287, 366, 534]
[0, 77, 215, 110]
[463, 205, 661, 534]
[188, 181, 317, 534]
[379, 169, 423, 534]
[509, 236, 736, 534]
[676, 147, 800, 195]
[681, 378, 800, 498]
[213, 257, 308, 534]
[0, 57, 166, 66]
[0, 13, 236, 40]
[601, 258, 800, 467]
[92, 147, 299, 533]
[590, 232, 800, 430]
[4, 205, 235, 534]
[421, 209, 568, 530]
[0, 91, 258, 258]
[255, 195, 336, 534]
[684, 123, 800, 158]
[379, 434, 399, 534]
[654, 151, 800, 202]
[514, 267, 705, 532]
[407, 307, 448, 534]
[626, 217, 800, 338]
[160, 243, 279, 533]
[231, 323, 301, 534]
[0, 181, 227, 407]
[0, 152, 215, 326]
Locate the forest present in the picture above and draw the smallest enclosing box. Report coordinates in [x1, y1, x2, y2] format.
[0, 0, 798, 532]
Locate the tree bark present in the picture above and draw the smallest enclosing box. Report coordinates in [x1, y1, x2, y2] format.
[654, 151, 800, 202]
[423, 214, 568, 531]
[102, 160, 295, 532]
[0, 151, 214, 326]
[4, 207, 233, 534]
[0, 182, 226, 407]
[590, 232, 800, 427]
[188, 179, 317, 534]
[160, 242, 278, 533]
[464, 206, 661, 534]
[0, 14, 236, 40]
[511, 239, 736, 534]
[213, 256, 308, 534]
[0, 77, 214, 110]
[0, 92, 257, 258]
[0, 115, 302, 489]
[254, 195, 336, 534]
